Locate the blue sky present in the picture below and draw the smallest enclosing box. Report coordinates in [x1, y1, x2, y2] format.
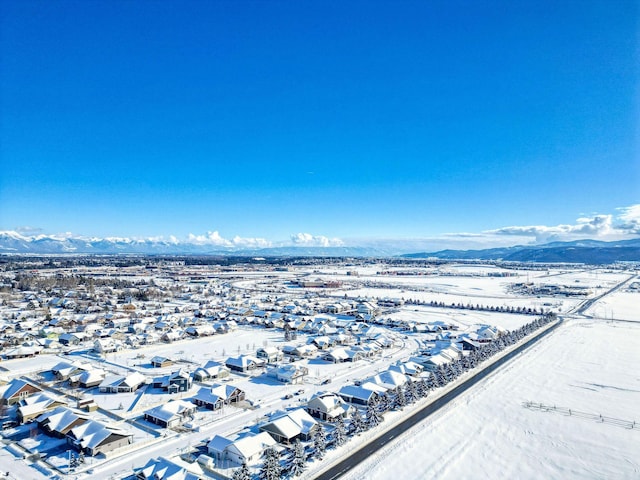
[1, 0, 638, 249]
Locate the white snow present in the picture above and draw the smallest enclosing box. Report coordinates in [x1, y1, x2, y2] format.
[340, 318, 640, 480]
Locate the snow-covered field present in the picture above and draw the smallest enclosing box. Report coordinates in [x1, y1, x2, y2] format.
[386, 304, 537, 331]
[342, 318, 640, 480]
[1, 264, 636, 480]
[584, 290, 640, 322]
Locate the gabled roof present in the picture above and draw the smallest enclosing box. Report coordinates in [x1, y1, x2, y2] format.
[151, 355, 172, 364]
[366, 369, 409, 390]
[145, 400, 196, 422]
[37, 406, 88, 433]
[17, 392, 66, 417]
[307, 393, 349, 416]
[0, 378, 40, 400]
[207, 434, 233, 454]
[99, 371, 146, 389]
[210, 383, 240, 400]
[137, 456, 201, 480]
[225, 355, 261, 368]
[191, 387, 223, 406]
[262, 408, 317, 439]
[339, 384, 381, 402]
[229, 432, 276, 459]
[75, 368, 106, 384]
[69, 419, 131, 450]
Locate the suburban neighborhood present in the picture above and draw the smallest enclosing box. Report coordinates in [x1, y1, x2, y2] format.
[0, 256, 636, 479]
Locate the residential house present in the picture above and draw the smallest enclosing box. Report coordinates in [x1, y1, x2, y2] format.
[365, 370, 409, 393]
[191, 383, 245, 410]
[282, 344, 317, 359]
[225, 355, 264, 373]
[310, 335, 334, 350]
[459, 337, 481, 351]
[44, 356, 82, 374]
[16, 392, 67, 424]
[37, 406, 89, 437]
[0, 378, 42, 406]
[152, 369, 192, 393]
[135, 457, 202, 480]
[185, 324, 215, 337]
[135, 457, 203, 480]
[193, 361, 230, 382]
[58, 332, 85, 346]
[151, 356, 174, 368]
[389, 360, 424, 377]
[93, 338, 121, 354]
[338, 384, 384, 406]
[256, 346, 283, 363]
[3, 345, 41, 359]
[321, 347, 363, 363]
[98, 372, 146, 393]
[143, 400, 197, 428]
[306, 393, 351, 422]
[259, 408, 318, 444]
[207, 431, 276, 466]
[415, 353, 452, 371]
[267, 364, 308, 384]
[72, 368, 106, 388]
[66, 419, 133, 456]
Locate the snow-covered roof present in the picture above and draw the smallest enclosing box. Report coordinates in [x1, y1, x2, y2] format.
[145, 400, 196, 422]
[262, 408, 318, 439]
[0, 378, 40, 400]
[137, 456, 201, 480]
[207, 434, 233, 454]
[229, 432, 276, 459]
[37, 406, 88, 433]
[366, 369, 409, 389]
[69, 419, 131, 450]
[192, 387, 222, 406]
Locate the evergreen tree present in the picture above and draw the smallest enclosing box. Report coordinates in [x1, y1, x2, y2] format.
[349, 408, 364, 435]
[232, 461, 251, 480]
[289, 440, 306, 477]
[334, 415, 347, 447]
[260, 447, 281, 480]
[394, 387, 407, 410]
[365, 401, 382, 429]
[312, 425, 327, 459]
[405, 381, 418, 404]
[377, 393, 391, 413]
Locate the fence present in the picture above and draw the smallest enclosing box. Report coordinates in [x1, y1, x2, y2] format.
[522, 401, 636, 430]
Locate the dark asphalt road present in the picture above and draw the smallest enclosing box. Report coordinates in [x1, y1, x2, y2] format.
[315, 319, 563, 480]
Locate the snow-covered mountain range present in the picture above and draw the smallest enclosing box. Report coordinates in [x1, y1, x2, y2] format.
[0, 231, 389, 257]
[2, 231, 640, 262]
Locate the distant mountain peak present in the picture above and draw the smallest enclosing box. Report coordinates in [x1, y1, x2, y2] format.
[401, 238, 640, 263]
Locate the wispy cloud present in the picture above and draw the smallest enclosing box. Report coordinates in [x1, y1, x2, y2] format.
[15, 226, 44, 235]
[486, 205, 640, 243]
[616, 204, 640, 233]
[342, 204, 640, 252]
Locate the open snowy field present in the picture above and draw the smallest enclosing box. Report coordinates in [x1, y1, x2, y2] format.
[387, 305, 538, 331]
[342, 317, 640, 480]
[584, 290, 640, 323]
[341, 285, 579, 312]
